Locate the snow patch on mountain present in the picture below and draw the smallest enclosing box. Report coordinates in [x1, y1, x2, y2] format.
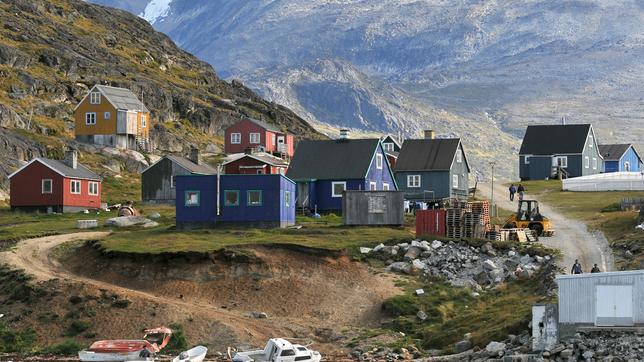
[139, 0, 172, 24]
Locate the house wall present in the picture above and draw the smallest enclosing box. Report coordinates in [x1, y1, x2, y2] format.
[311, 179, 365, 212]
[604, 160, 619, 173]
[620, 148, 641, 172]
[62, 178, 102, 209]
[224, 157, 287, 175]
[520, 155, 554, 181]
[395, 171, 449, 200]
[175, 175, 217, 223]
[449, 144, 469, 199]
[342, 191, 405, 225]
[279, 175, 296, 225]
[365, 144, 396, 190]
[74, 97, 118, 136]
[141, 158, 192, 204]
[10, 162, 64, 208]
[224, 119, 271, 154]
[581, 133, 602, 176]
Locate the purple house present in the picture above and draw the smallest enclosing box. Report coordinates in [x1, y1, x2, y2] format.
[286, 134, 397, 213]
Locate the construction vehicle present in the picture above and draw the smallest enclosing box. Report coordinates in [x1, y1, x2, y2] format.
[503, 200, 554, 236]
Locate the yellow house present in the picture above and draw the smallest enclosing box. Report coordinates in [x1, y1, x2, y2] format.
[74, 85, 151, 151]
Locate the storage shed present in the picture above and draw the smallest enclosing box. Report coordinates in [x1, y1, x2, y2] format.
[342, 191, 404, 226]
[556, 270, 644, 337]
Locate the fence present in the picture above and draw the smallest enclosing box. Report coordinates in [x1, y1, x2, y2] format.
[620, 197, 644, 211]
[563, 172, 644, 192]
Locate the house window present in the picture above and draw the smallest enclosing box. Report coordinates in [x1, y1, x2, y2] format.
[249, 133, 260, 144]
[524, 155, 531, 164]
[370, 181, 377, 191]
[585, 156, 590, 169]
[554, 156, 568, 168]
[41, 179, 52, 194]
[89, 92, 101, 104]
[452, 174, 459, 188]
[588, 136, 593, 148]
[185, 191, 200, 207]
[70, 180, 81, 194]
[140, 114, 146, 128]
[230, 133, 241, 144]
[257, 169, 264, 174]
[85, 112, 96, 125]
[376, 154, 383, 169]
[331, 181, 346, 198]
[247, 190, 262, 206]
[88, 182, 99, 196]
[284, 190, 291, 207]
[383, 183, 390, 191]
[104, 111, 111, 120]
[272, 134, 276, 146]
[383, 143, 394, 152]
[224, 190, 239, 206]
[625, 161, 631, 171]
[407, 175, 421, 188]
[592, 157, 598, 170]
[456, 151, 462, 163]
[170, 176, 175, 188]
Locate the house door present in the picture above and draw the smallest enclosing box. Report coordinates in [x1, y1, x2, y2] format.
[595, 285, 633, 326]
[277, 136, 286, 154]
[297, 182, 309, 208]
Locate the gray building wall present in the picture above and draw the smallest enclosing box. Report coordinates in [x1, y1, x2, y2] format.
[581, 133, 603, 176]
[141, 158, 192, 204]
[342, 191, 404, 225]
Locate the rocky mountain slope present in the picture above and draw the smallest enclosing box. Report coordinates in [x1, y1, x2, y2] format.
[96, 0, 644, 177]
[0, 0, 321, 198]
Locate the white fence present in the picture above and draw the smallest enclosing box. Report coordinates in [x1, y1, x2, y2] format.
[562, 172, 644, 192]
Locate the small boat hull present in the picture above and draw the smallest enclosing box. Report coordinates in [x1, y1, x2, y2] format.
[78, 350, 152, 362]
[172, 345, 208, 362]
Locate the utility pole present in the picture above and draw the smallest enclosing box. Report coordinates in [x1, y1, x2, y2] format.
[490, 161, 496, 217]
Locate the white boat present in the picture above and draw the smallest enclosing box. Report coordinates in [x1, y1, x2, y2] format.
[231, 338, 321, 362]
[172, 345, 208, 362]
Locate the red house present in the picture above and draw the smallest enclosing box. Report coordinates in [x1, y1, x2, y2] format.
[223, 152, 289, 175]
[224, 118, 295, 158]
[9, 150, 103, 213]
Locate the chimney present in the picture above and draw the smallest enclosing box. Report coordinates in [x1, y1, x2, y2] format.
[424, 130, 436, 139]
[64, 149, 78, 169]
[339, 129, 350, 140]
[244, 147, 254, 155]
[189, 147, 201, 165]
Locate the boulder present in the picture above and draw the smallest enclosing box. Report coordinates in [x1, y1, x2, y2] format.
[411, 259, 426, 271]
[105, 216, 158, 228]
[431, 240, 443, 249]
[485, 341, 506, 355]
[389, 262, 412, 274]
[454, 340, 472, 353]
[404, 246, 422, 261]
[481, 242, 494, 254]
[373, 243, 385, 252]
[148, 212, 161, 219]
[482, 259, 498, 270]
[560, 349, 573, 358]
[359, 247, 372, 254]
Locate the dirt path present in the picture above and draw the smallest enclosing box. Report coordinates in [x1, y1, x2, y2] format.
[479, 182, 615, 273]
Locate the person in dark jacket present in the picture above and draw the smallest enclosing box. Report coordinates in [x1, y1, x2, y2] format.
[517, 184, 526, 201]
[591, 264, 601, 273]
[571, 259, 583, 274]
[139, 346, 151, 359]
[509, 184, 517, 201]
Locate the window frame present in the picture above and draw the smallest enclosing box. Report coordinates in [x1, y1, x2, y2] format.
[407, 175, 421, 188]
[224, 190, 240, 207]
[588, 135, 594, 148]
[585, 156, 590, 169]
[369, 181, 377, 191]
[184, 190, 200, 207]
[104, 111, 111, 120]
[247, 190, 263, 206]
[89, 92, 101, 104]
[85, 112, 96, 125]
[140, 114, 146, 128]
[249, 132, 261, 144]
[230, 133, 241, 144]
[383, 142, 394, 152]
[592, 157, 597, 170]
[284, 190, 291, 207]
[88, 181, 99, 196]
[70, 180, 81, 195]
[170, 175, 175, 188]
[41, 179, 53, 194]
[555, 156, 568, 168]
[524, 155, 531, 165]
[625, 161, 631, 171]
[376, 153, 383, 169]
[331, 181, 346, 198]
[452, 174, 459, 188]
[456, 151, 462, 163]
[383, 183, 390, 191]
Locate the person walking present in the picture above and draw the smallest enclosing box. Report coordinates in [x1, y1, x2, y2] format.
[517, 184, 525, 201]
[591, 264, 601, 273]
[571, 259, 583, 274]
[509, 184, 517, 201]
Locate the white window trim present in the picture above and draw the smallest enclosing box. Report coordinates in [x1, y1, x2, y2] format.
[170, 175, 175, 188]
[369, 181, 377, 191]
[407, 175, 421, 188]
[554, 156, 568, 168]
[249, 132, 261, 144]
[331, 181, 346, 198]
[383, 143, 394, 151]
[230, 133, 241, 144]
[524, 155, 531, 165]
[376, 154, 383, 169]
[104, 111, 110, 120]
[85, 112, 96, 125]
[41, 179, 52, 194]
[456, 151, 462, 163]
[452, 174, 459, 188]
[383, 183, 390, 191]
[70, 180, 81, 194]
[140, 114, 146, 128]
[592, 157, 597, 170]
[89, 92, 101, 104]
[585, 156, 590, 169]
[588, 136, 594, 148]
[88, 181, 99, 196]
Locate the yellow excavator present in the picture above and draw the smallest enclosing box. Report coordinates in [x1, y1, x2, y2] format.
[503, 200, 554, 236]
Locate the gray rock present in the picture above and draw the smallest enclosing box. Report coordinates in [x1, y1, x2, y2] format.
[389, 262, 411, 274]
[411, 259, 426, 271]
[373, 243, 385, 252]
[148, 212, 161, 219]
[560, 349, 573, 358]
[431, 240, 443, 249]
[105, 216, 158, 228]
[250, 311, 268, 319]
[416, 310, 427, 321]
[483, 259, 498, 270]
[404, 246, 422, 261]
[359, 247, 372, 254]
[454, 340, 472, 353]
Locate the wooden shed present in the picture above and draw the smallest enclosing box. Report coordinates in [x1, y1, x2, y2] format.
[342, 190, 404, 226]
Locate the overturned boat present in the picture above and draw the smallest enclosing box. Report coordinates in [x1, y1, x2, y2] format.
[79, 327, 172, 362]
[173, 345, 208, 362]
[231, 338, 321, 362]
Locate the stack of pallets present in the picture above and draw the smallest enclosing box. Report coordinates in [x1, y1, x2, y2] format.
[470, 201, 491, 232]
[462, 212, 483, 238]
[446, 208, 465, 239]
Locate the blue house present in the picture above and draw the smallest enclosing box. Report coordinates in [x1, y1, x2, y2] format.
[175, 174, 296, 229]
[598, 144, 642, 173]
[394, 137, 470, 200]
[286, 137, 397, 213]
[519, 124, 603, 180]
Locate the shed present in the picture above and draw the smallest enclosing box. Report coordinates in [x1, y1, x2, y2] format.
[342, 191, 404, 226]
[598, 144, 642, 173]
[556, 270, 644, 337]
[223, 152, 289, 175]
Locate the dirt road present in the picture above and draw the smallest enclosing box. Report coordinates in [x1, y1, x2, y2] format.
[480, 182, 615, 273]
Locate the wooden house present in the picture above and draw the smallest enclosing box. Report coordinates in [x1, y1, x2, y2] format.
[286, 134, 397, 213]
[394, 135, 470, 200]
[175, 174, 296, 229]
[223, 152, 289, 175]
[381, 134, 403, 169]
[598, 144, 642, 173]
[141, 149, 216, 204]
[224, 118, 294, 158]
[519, 124, 602, 180]
[74, 85, 151, 151]
[9, 150, 103, 213]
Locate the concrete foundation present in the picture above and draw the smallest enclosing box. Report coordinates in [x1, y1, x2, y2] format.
[532, 304, 559, 351]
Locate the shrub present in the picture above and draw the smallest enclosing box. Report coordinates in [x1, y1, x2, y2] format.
[0, 321, 36, 353]
[64, 320, 91, 337]
[43, 339, 83, 355]
[111, 299, 131, 308]
[165, 323, 188, 353]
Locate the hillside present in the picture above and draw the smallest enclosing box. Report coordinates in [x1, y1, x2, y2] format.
[95, 0, 644, 178]
[0, 0, 321, 198]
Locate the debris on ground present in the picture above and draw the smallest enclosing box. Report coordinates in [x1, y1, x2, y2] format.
[105, 216, 159, 228]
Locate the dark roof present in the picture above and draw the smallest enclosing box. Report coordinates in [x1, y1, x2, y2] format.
[395, 138, 464, 171]
[94, 85, 149, 112]
[519, 124, 591, 155]
[598, 144, 632, 161]
[39, 158, 102, 180]
[165, 155, 217, 174]
[223, 152, 290, 167]
[247, 118, 281, 133]
[385, 150, 399, 158]
[286, 139, 380, 180]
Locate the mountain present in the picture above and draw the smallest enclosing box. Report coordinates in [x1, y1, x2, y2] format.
[0, 0, 321, 197]
[93, 0, 644, 178]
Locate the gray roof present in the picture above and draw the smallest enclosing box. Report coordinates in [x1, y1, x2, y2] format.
[39, 158, 102, 180]
[247, 118, 281, 133]
[286, 139, 380, 180]
[519, 124, 591, 155]
[395, 138, 466, 172]
[598, 144, 632, 161]
[95, 85, 149, 113]
[224, 152, 289, 167]
[165, 155, 217, 174]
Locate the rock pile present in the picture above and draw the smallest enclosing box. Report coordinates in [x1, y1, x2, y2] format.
[363, 239, 553, 291]
[537, 330, 644, 361]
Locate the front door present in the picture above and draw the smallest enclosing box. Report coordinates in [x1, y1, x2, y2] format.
[596, 285, 633, 326]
